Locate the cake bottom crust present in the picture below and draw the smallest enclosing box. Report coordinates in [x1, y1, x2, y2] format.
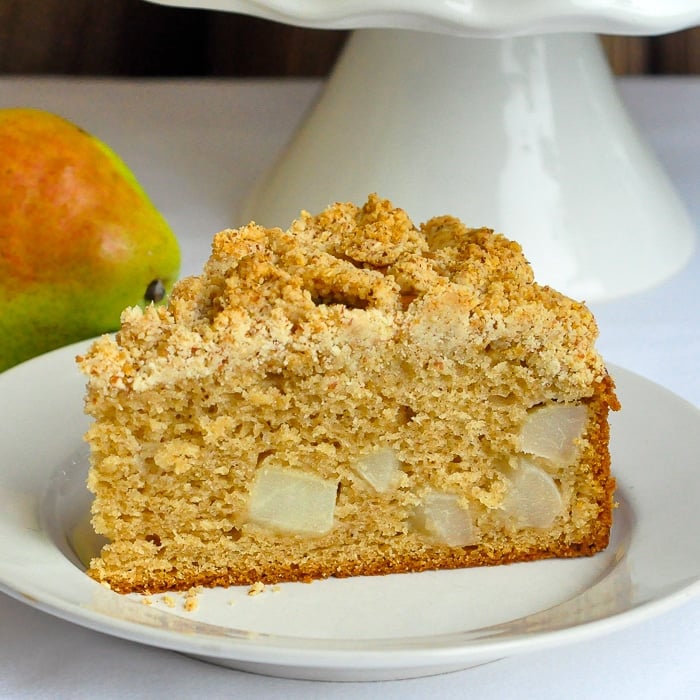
[90, 527, 614, 595]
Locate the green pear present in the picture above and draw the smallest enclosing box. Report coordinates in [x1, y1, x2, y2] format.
[0, 108, 181, 372]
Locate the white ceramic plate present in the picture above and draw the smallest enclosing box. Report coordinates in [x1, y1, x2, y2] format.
[1, 341, 699, 681]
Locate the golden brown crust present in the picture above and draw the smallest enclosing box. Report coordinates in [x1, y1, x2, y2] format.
[79, 194, 619, 595]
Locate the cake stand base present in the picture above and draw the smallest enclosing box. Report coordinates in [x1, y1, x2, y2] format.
[243, 30, 695, 301]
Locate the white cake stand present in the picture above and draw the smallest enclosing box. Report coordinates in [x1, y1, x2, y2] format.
[150, 0, 700, 301]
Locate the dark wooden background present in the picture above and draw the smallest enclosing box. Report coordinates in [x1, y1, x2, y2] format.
[0, 0, 699, 76]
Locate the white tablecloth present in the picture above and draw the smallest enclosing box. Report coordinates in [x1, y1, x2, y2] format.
[1, 75, 698, 698]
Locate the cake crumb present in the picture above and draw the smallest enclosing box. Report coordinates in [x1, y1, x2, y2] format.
[141, 597, 152, 606]
[161, 595, 176, 608]
[248, 582, 265, 596]
[271, 584, 282, 593]
[182, 586, 201, 612]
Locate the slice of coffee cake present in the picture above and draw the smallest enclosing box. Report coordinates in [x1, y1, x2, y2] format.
[78, 194, 619, 594]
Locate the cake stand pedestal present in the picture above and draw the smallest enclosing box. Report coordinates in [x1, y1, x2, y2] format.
[243, 29, 694, 300]
[149, 1, 700, 301]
